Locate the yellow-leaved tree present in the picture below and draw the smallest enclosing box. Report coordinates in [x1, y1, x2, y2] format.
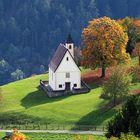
[82, 17, 130, 77]
[118, 17, 140, 56]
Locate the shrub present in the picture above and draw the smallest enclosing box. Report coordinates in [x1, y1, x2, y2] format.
[102, 65, 131, 106]
[106, 96, 140, 138]
[11, 132, 26, 140]
[120, 133, 139, 140]
[2, 129, 27, 140]
[108, 137, 119, 140]
[108, 133, 139, 140]
[72, 135, 96, 140]
[131, 65, 140, 83]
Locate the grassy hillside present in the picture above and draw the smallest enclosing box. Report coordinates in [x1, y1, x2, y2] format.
[0, 57, 140, 127]
[0, 72, 116, 126]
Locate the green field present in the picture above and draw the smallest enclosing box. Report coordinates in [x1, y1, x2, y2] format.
[0, 57, 140, 128]
[0, 72, 116, 126]
[0, 132, 106, 140]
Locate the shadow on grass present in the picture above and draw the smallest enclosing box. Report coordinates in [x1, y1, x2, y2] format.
[89, 83, 101, 90]
[21, 81, 96, 109]
[21, 87, 74, 109]
[0, 111, 44, 125]
[72, 101, 117, 130]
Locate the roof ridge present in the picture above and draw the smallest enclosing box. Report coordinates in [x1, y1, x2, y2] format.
[49, 44, 68, 72]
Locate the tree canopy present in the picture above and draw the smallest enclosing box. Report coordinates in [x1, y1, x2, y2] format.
[118, 17, 140, 55]
[0, 0, 140, 84]
[102, 65, 131, 106]
[82, 17, 130, 77]
[107, 95, 140, 138]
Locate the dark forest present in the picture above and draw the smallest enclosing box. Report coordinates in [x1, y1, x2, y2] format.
[0, 0, 140, 85]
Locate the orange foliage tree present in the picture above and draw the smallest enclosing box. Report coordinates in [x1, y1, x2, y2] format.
[118, 17, 140, 55]
[82, 17, 130, 77]
[10, 129, 26, 140]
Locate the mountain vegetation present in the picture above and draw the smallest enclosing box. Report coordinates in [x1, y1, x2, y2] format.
[0, 0, 140, 85]
[0, 63, 140, 127]
[0, 69, 118, 126]
[118, 17, 140, 55]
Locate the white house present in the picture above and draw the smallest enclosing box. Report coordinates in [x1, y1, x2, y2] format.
[48, 34, 81, 91]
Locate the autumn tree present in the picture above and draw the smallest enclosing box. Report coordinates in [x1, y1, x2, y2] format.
[2, 129, 26, 140]
[82, 17, 130, 77]
[118, 17, 140, 55]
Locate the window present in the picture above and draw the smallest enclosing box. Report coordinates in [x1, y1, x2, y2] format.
[74, 84, 77, 87]
[66, 72, 70, 78]
[69, 45, 72, 49]
[66, 57, 69, 61]
[59, 84, 62, 88]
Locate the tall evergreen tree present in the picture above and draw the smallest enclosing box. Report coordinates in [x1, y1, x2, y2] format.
[0, 0, 140, 85]
[109, 0, 128, 18]
[88, 0, 99, 18]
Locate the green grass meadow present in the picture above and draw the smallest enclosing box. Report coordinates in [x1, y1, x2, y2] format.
[0, 72, 116, 126]
[0, 57, 140, 127]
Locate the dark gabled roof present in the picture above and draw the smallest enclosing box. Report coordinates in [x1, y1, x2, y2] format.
[49, 44, 67, 72]
[66, 33, 74, 43]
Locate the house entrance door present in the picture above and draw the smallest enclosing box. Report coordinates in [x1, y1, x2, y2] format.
[65, 82, 71, 91]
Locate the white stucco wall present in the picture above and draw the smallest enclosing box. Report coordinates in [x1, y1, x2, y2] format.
[48, 68, 55, 89]
[49, 51, 81, 91]
[55, 71, 81, 90]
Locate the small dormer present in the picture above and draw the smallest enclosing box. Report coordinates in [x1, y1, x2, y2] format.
[65, 34, 74, 58]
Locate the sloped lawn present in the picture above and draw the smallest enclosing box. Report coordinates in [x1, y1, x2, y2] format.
[0, 72, 116, 127]
[0, 57, 139, 127]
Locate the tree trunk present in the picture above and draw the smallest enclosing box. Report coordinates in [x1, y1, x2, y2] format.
[101, 66, 106, 78]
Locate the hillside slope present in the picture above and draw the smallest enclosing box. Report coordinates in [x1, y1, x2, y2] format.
[0, 72, 116, 126]
[0, 0, 140, 85]
[1, 62, 140, 127]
